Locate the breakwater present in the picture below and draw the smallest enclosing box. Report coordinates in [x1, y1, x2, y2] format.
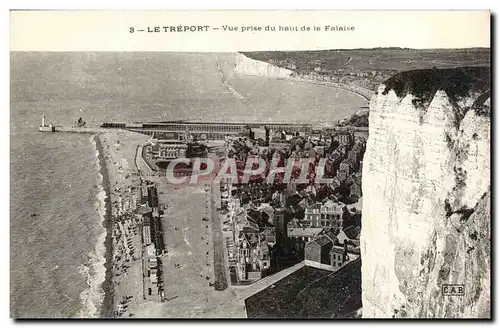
[42, 126, 113, 134]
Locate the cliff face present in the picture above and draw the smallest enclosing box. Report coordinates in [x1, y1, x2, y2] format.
[361, 67, 490, 318]
[234, 53, 293, 78]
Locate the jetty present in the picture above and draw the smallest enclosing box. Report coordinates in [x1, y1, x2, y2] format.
[39, 115, 368, 139]
[38, 115, 112, 134]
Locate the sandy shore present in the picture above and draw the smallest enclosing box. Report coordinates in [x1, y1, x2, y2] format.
[96, 130, 246, 318]
[288, 77, 373, 101]
[93, 135, 114, 318]
[97, 130, 149, 318]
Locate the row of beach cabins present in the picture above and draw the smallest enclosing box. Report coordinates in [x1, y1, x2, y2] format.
[137, 183, 166, 302]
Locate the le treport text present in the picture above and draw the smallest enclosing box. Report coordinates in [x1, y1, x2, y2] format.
[129, 25, 355, 33]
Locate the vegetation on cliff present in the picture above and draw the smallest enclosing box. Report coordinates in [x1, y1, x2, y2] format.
[382, 67, 490, 111]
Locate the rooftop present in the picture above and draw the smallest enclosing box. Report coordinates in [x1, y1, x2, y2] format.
[342, 226, 361, 240]
[310, 235, 333, 247]
[288, 227, 323, 238]
[244, 258, 361, 318]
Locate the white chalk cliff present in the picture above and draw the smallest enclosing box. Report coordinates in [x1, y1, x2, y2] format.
[361, 67, 491, 318]
[234, 53, 293, 78]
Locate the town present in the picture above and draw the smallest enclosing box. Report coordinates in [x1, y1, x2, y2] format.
[134, 121, 366, 304]
[217, 126, 364, 284]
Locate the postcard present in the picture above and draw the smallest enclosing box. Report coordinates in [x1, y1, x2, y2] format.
[10, 10, 491, 319]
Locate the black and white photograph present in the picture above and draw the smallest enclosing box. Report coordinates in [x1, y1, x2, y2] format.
[9, 10, 491, 319]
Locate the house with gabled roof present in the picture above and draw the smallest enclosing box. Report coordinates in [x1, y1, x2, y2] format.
[304, 235, 335, 270]
[350, 181, 362, 200]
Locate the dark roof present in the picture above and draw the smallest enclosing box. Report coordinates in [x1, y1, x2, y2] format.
[343, 226, 361, 240]
[288, 227, 323, 238]
[306, 202, 321, 210]
[330, 245, 345, 255]
[348, 247, 361, 255]
[323, 231, 338, 243]
[247, 209, 271, 228]
[311, 235, 333, 247]
[286, 194, 303, 207]
[244, 258, 362, 318]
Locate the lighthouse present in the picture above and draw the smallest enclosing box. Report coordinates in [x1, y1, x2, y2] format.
[39, 114, 55, 132]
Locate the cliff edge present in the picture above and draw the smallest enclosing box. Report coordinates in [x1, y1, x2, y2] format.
[361, 67, 490, 318]
[234, 53, 294, 78]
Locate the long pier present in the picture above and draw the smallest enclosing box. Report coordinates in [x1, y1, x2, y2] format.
[52, 126, 114, 134]
[103, 120, 369, 138]
[39, 118, 369, 138]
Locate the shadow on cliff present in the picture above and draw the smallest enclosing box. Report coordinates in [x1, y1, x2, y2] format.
[382, 67, 490, 112]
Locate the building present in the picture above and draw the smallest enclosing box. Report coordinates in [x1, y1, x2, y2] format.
[337, 160, 350, 182]
[235, 183, 272, 205]
[142, 215, 152, 245]
[350, 182, 362, 200]
[273, 207, 286, 239]
[231, 206, 275, 284]
[260, 227, 277, 246]
[140, 185, 151, 204]
[157, 142, 187, 160]
[330, 244, 348, 270]
[271, 191, 287, 207]
[320, 199, 345, 216]
[147, 141, 188, 163]
[143, 244, 163, 302]
[304, 202, 322, 227]
[328, 177, 342, 192]
[337, 225, 361, 246]
[287, 218, 323, 242]
[235, 232, 272, 282]
[304, 234, 337, 270]
[333, 131, 354, 147]
[147, 186, 159, 208]
[324, 156, 340, 178]
[345, 157, 358, 174]
[148, 214, 164, 254]
[302, 200, 345, 229]
[269, 140, 290, 150]
[251, 126, 268, 143]
[330, 243, 361, 270]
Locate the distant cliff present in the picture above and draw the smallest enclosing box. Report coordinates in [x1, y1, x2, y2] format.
[361, 67, 491, 318]
[234, 53, 294, 78]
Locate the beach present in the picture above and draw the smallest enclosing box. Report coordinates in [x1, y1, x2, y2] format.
[94, 129, 247, 318]
[95, 130, 149, 317]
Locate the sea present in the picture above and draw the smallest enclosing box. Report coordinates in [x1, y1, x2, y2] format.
[10, 52, 366, 318]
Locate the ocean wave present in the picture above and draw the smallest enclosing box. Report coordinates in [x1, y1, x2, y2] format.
[76, 136, 108, 318]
